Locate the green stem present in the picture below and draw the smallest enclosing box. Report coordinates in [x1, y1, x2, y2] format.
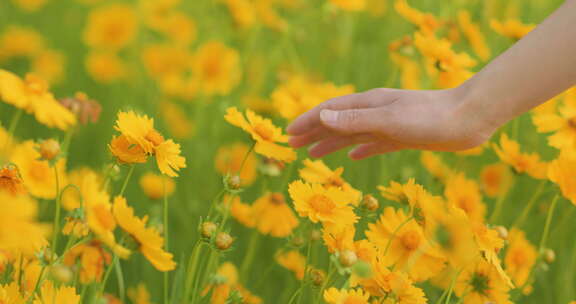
[163, 178, 170, 304]
[538, 194, 559, 251]
[488, 178, 514, 223]
[115, 258, 125, 302]
[3, 108, 23, 154]
[513, 180, 547, 228]
[183, 241, 203, 302]
[238, 142, 256, 176]
[99, 254, 119, 297]
[52, 165, 62, 252]
[240, 229, 260, 279]
[119, 165, 135, 196]
[314, 263, 336, 304]
[296, 236, 313, 304]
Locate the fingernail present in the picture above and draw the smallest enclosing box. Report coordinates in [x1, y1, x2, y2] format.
[320, 110, 338, 126]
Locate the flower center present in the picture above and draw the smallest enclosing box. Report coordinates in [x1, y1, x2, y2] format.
[401, 230, 421, 251]
[470, 272, 490, 295]
[270, 193, 285, 205]
[145, 130, 165, 147]
[568, 117, 576, 129]
[512, 250, 528, 266]
[253, 123, 274, 141]
[309, 194, 335, 214]
[203, 58, 221, 78]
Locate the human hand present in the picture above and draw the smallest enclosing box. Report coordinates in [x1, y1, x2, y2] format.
[286, 87, 497, 160]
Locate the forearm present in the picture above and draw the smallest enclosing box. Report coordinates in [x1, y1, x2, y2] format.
[460, 0, 576, 130]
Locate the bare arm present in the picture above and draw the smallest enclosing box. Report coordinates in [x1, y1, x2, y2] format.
[287, 0, 576, 160]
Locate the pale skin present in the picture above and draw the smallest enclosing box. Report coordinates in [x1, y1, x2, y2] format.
[287, 0, 576, 160]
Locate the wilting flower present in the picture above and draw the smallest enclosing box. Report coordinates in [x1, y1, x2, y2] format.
[191, 41, 241, 96]
[112, 196, 176, 271]
[224, 107, 296, 162]
[288, 180, 357, 227]
[109, 110, 186, 177]
[0, 164, 26, 196]
[493, 134, 548, 179]
[58, 92, 102, 125]
[276, 250, 306, 280]
[251, 193, 299, 237]
[139, 172, 175, 200]
[0, 70, 76, 130]
[63, 241, 112, 284]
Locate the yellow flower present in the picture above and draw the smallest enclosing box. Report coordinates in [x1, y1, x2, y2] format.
[110, 111, 186, 177]
[215, 142, 258, 186]
[548, 150, 576, 205]
[223, 0, 257, 29]
[505, 228, 537, 293]
[288, 180, 357, 227]
[0, 282, 24, 304]
[33, 281, 80, 304]
[0, 26, 44, 59]
[191, 41, 241, 96]
[112, 196, 176, 271]
[159, 101, 194, 139]
[230, 195, 256, 228]
[11, 140, 67, 199]
[480, 163, 512, 198]
[455, 259, 513, 304]
[272, 76, 355, 121]
[0, 70, 77, 130]
[141, 44, 192, 79]
[492, 134, 548, 179]
[390, 52, 421, 90]
[31, 49, 66, 84]
[329, 0, 366, 11]
[490, 19, 535, 40]
[323, 288, 369, 304]
[366, 207, 446, 282]
[224, 107, 296, 162]
[85, 198, 130, 259]
[395, 0, 441, 33]
[0, 164, 26, 196]
[252, 193, 299, 237]
[444, 173, 486, 223]
[299, 159, 361, 205]
[61, 167, 107, 211]
[532, 94, 576, 150]
[276, 250, 306, 280]
[63, 240, 112, 284]
[154, 12, 197, 46]
[84, 3, 138, 50]
[457, 11, 491, 61]
[0, 191, 49, 256]
[322, 223, 355, 254]
[85, 51, 127, 83]
[128, 283, 153, 304]
[139, 172, 175, 200]
[11, 0, 47, 12]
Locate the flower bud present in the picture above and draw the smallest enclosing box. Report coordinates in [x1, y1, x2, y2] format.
[494, 226, 509, 240]
[201, 222, 218, 239]
[338, 250, 358, 267]
[361, 194, 379, 212]
[309, 269, 325, 287]
[215, 232, 234, 250]
[39, 139, 61, 161]
[290, 235, 305, 248]
[544, 249, 555, 264]
[227, 175, 242, 190]
[352, 260, 372, 278]
[310, 229, 322, 241]
[50, 264, 73, 283]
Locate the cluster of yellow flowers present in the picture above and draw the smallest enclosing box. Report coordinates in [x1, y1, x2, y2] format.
[0, 0, 574, 303]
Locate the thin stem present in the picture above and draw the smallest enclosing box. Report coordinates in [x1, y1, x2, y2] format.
[240, 229, 260, 279]
[238, 142, 256, 176]
[538, 194, 559, 251]
[513, 179, 547, 228]
[296, 236, 313, 304]
[183, 241, 202, 302]
[314, 263, 336, 304]
[115, 258, 126, 302]
[3, 108, 23, 154]
[488, 178, 514, 223]
[163, 178, 170, 304]
[119, 165, 135, 196]
[51, 165, 62, 252]
[99, 254, 119, 297]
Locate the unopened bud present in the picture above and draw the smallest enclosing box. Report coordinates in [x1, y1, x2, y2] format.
[215, 232, 234, 250]
[227, 175, 241, 190]
[201, 222, 217, 239]
[361, 195, 379, 211]
[352, 260, 372, 278]
[495, 226, 508, 240]
[338, 250, 358, 267]
[39, 139, 60, 161]
[290, 236, 305, 248]
[309, 269, 325, 287]
[310, 229, 322, 241]
[50, 264, 73, 283]
[544, 249, 555, 264]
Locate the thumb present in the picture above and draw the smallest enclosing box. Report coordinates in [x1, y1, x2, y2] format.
[319, 108, 385, 134]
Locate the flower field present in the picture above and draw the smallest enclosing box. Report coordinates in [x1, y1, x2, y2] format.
[0, 0, 575, 303]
